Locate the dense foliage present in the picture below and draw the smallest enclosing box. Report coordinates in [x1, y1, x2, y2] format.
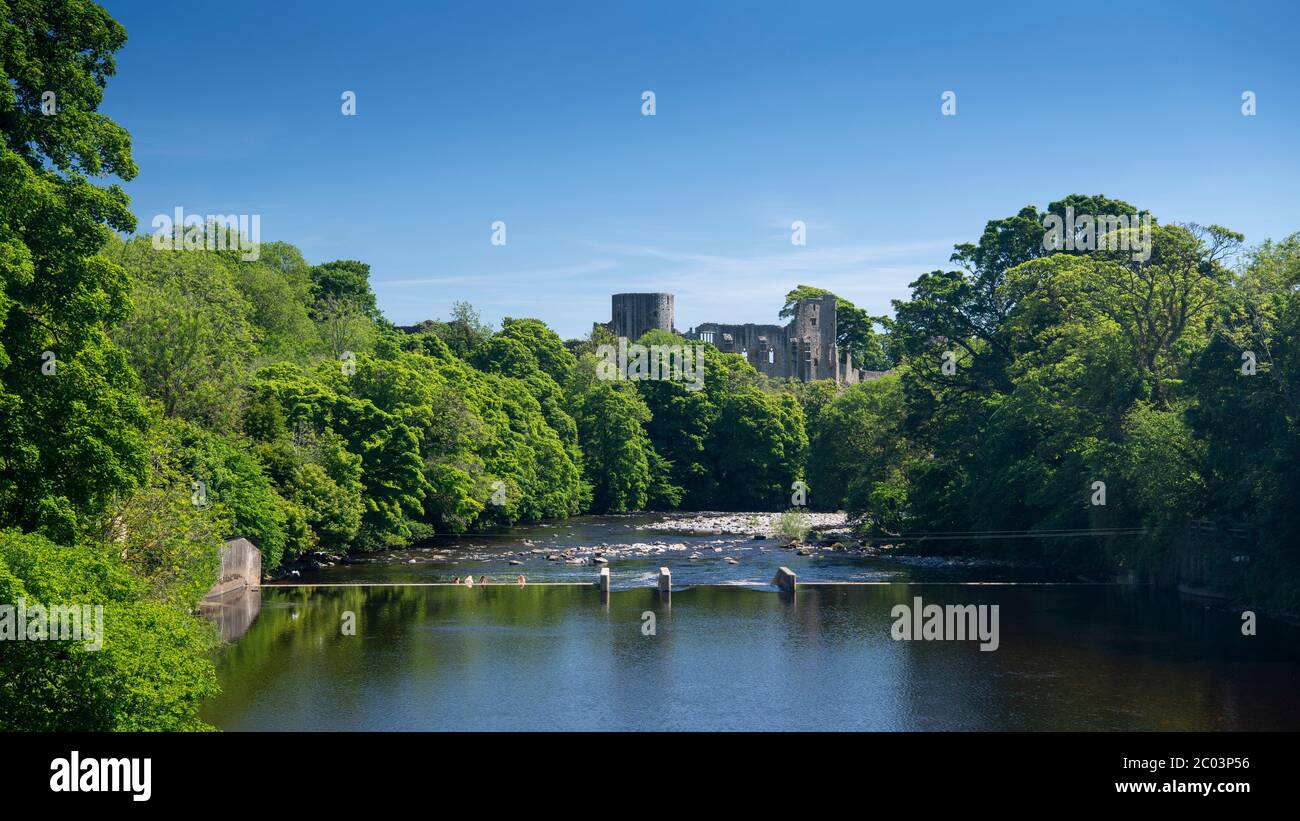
[1, 0, 213, 729]
[800, 198, 1300, 610]
[2, 2, 1296, 733]
[0, 0, 815, 725]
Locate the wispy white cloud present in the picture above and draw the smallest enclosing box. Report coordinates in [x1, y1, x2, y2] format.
[373, 259, 619, 288]
[374, 239, 958, 336]
[589, 238, 958, 326]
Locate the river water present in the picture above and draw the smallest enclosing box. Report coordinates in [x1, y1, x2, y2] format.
[201, 514, 1300, 730]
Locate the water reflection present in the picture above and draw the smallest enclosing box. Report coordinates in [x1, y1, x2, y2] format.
[199, 589, 262, 643]
[202, 584, 1300, 731]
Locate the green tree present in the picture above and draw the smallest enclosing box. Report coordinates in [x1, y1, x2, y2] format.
[0, 0, 149, 540]
[158, 418, 304, 571]
[575, 381, 653, 512]
[780, 285, 892, 370]
[711, 387, 807, 509]
[1186, 233, 1300, 607]
[806, 375, 907, 516]
[411, 301, 494, 359]
[91, 419, 228, 608]
[233, 242, 321, 361]
[250, 356, 438, 548]
[106, 236, 257, 432]
[316, 293, 377, 359]
[310, 259, 380, 320]
[0, 530, 219, 731]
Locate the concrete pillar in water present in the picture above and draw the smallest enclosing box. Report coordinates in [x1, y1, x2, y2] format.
[598, 565, 612, 608]
[773, 566, 796, 592]
[658, 567, 671, 593]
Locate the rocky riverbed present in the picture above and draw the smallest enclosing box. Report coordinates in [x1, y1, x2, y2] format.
[271, 511, 1043, 585]
[647, 511, 851, 536]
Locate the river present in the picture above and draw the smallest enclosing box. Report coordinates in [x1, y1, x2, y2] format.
[200, 514, 1300, 730]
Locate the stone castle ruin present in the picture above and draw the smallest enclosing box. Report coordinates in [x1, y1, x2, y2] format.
[601, 292, 875, 384]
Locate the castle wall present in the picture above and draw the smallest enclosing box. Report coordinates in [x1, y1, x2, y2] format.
[686, 321, 794, 379]
[684, 293, 844, 382]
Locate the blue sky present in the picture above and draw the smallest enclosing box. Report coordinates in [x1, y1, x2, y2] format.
[101, 0, 1300, 338]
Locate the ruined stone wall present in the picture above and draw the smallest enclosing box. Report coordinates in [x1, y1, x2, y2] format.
[603, 292, 884, 384]
[687, 321, 793, 378]
[684, 294, 842, 382]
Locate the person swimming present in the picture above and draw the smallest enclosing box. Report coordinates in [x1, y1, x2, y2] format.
[478, 575, 487, 586]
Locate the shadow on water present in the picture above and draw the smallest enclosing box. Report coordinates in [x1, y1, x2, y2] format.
[201, 583, 1300, 731]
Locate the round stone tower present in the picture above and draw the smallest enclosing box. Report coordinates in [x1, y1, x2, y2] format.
[608, 293, 675, 340]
